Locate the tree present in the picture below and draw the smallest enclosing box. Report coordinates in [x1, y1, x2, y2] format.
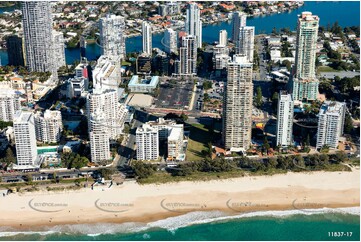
[282, 60, 292, 71]
[254, 86, 263, 108]
[203, 81, 212, 90]
[4, 148, 16, 165]
[271, 92, 279, 113]
[98, 168, 115, 180]
[0, 121, 13, 129]
[332, 151, 347, 164]
[180, 112, 188, 122]
[266, 158, 278, 168]
[319, 154, 329, 166]
[207, 142, 213, 158]
[344, 113, 353, 134]
[132, 161, 156, 179]
[203, 93, 210, 102]
[26, 174, 33, 182]
[263, 137, 270, 154]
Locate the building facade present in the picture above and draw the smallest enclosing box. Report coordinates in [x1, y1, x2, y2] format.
[92, 55, 121, 94]
[0, 89, 21, 122]
[175, 35, 197, 76]
[185, 3, 202, 48]
[290, 12, 320, 101]
[52, 30, 66, 70]
[164, 28, 178, 54]
[232, 11, 247, 43]
[219, 30, 228, 46]
[213, 45, 230, 70]
[236, 26, 254, 63]
[158, 2, 181, 16]
[99, 14, 126, 59]
[316, 101, 346, 149]
[86, 88, 127, 140]
[22, 1, 56, 76]
[34, 110, 63, 144]
[276, 92, 294, 147]
[89, 110, 111, 163]
[14, 111, 38, 166]
[167, 125, 184, 160]
[136, 124, 159, 161]
[222, 55, 253, 152]
[142, 21, 152, 56]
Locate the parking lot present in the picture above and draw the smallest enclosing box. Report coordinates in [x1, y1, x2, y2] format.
[154, 80, 194, 109]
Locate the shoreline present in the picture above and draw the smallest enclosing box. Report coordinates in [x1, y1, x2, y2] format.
[0, 170, 359, 230]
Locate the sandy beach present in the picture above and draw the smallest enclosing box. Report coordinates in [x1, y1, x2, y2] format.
[0, 170, 359, 229]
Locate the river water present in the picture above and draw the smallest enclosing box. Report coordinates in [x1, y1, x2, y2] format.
[0, 1, 359, 65]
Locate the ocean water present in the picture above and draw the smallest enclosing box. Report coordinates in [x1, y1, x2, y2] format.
[0, 208, 359, 241]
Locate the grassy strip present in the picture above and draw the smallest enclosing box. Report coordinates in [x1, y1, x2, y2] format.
[185, 124, 214, 162]
[318, 66, 339, 72]
[136, 164, 352, 185]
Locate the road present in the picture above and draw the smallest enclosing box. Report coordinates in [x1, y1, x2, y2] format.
[319, 71, 360, 79]
[255, 36, 268, 81]
[116, 110, 146, 168]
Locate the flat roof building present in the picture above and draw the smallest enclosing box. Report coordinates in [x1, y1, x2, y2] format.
[316, 101, 346, 149]
[14, 111, 38, 167]
[128, 75, 159, 93]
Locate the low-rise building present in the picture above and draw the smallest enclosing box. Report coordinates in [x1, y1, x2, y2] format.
[128, 75, 159, 94]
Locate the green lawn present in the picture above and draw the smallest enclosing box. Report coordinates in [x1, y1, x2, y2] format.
[185, 124, 214, 161]
[317, 66, 339, 72]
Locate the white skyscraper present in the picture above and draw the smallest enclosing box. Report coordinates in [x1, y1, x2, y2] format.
[52, 30, 66, 70]
[219, 30, 228, 46]
[175, 35, 197, 76]
[276, 92, 294, 147]
[213, 45, 230, 70]
[86, 89, 127, 140]
[236, 26, 255, 63]
[142, 21, 152, 56]
[0, 89, 21, 122]
[99, 14, 126, 59]
[89, 110, 111, 163]
[290, 12, 320, 101]
[232, 11, 247, 43]
[13, 111, 38, 166]
[222, 55, 253, 152]
[22, 1, 56, 76]
[34, 110, 63, 144]
[316, 101, 346, 149]
[164, 28, 178, 54]
[136, 124, 159, 161]
[185, 3, 202, 48]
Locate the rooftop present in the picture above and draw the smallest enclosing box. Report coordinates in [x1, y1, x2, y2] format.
[320, 101, 345, 115]
[129, 75, 159, 87]
[14, 111, 33, 123]
[168, 126, 183, 141]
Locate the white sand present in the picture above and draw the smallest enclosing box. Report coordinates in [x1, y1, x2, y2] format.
[0, 170, 359, 228]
